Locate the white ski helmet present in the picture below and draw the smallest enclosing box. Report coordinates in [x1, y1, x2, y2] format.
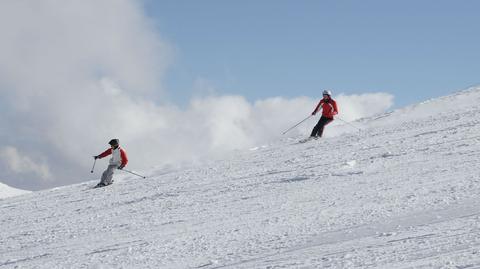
[323, 90, 332, 96]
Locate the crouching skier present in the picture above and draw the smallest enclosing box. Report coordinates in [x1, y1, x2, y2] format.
[94, 139, 128, 187]
[301, 90, 338, 142]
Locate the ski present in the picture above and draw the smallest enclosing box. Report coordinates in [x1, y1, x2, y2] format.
[298, 137, 318, 143]
[92, 181, 113, 189]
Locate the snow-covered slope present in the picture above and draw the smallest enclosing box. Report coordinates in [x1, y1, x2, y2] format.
[2, 88, 480, 268]
[0, 182, 30, 199]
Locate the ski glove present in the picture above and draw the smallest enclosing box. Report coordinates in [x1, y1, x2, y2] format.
[311, 111, 316, 116]
[94, 156, 99, 160]
[118, 166, 124, 170]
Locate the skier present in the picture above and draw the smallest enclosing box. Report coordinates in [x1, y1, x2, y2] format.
[94, 139, 128, 187]
[306, 90, 339, 141]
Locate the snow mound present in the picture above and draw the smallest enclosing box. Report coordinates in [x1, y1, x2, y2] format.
[366, 86, 480, 126]
[1, 88, 480, 268]
[0, 182, 30, 199]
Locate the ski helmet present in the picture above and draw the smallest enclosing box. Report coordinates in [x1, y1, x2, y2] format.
[108, 139, 119, 146]
[322, 90, 332, 96]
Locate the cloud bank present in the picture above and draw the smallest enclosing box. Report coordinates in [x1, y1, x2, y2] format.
[0, 1, 394, 190]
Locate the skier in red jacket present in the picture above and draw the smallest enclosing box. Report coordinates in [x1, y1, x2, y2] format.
[309, 90, 338, 139]
[94, 139, 128, 187]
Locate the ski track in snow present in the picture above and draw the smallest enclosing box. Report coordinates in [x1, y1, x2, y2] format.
[2, 89, 480, 268]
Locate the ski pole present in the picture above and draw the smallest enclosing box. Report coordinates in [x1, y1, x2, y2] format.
[282, 115, 313, 135]
[336, 117, 362, 131]
[120, 168, 146, 179]
[90, 158, 97, 173]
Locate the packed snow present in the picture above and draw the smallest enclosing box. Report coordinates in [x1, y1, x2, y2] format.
[2, 88, 480, 268]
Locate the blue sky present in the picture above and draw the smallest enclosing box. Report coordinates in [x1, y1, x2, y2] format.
[144, 0, 479, 108]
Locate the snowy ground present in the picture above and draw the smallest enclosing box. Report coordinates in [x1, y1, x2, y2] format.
[2, 88, 480, 268]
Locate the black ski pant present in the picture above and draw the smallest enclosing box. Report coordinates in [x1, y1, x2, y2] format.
[310, 116, 333, 137]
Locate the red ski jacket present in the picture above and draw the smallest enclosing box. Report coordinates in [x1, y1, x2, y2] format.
[312, 99, 338, 119]
[98, 147, 128, 167]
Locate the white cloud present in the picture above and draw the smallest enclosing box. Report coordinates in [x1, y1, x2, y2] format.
[335, 93, 395, 122]
[0, 1, 394, 190]
[146, 93, 394, 162]
[0, 146, 52, 181]
[0, 0, 171, 189]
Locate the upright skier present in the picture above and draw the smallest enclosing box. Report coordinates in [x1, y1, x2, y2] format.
[304, 90, 338, 141]
[94, 139, 128, 187]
